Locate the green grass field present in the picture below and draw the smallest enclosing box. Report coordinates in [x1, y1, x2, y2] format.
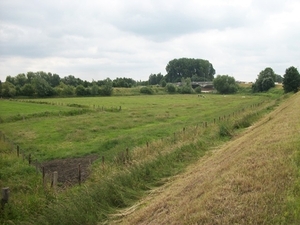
[0, 94, 270, 161]
[2, 88, 294, 224]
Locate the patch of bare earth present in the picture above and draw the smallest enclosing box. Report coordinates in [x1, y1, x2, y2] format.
[110, 93, 300, 225]
[41, 154, 98, 187]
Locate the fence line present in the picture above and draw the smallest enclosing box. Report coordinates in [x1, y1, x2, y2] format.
[0, 100, 268, 193]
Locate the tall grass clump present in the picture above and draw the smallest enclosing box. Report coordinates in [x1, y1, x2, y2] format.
[233, 112, 261, 129]
[218, 123, 233, 138]
[0, 140, 47, 224]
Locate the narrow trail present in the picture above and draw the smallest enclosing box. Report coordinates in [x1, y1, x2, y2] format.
[109, 93, 300, 225]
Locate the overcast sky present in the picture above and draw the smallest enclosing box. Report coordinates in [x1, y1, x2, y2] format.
[1, 0, 299, 82]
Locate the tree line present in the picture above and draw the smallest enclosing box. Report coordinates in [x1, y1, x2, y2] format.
[252, 66, 299, 93]
[0, 72, 147, 98]
[213, 66, 299, 94]
[0, 71, 162, 98]
[1, 58, 299, 97]
[0, 58, 216, 97]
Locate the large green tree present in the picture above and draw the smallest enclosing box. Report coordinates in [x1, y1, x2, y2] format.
[213, 75, 238, 94]
[283, 66, 300, 93]
[15, 73, 27, 87]
[101, 78, 113, 96]
[50, 74, 61, 87]
[149, 73, 164, 85]
[21, 83, 35, 96]
[252, 67, 276, 92]
[54, 82, 75, 96]
[75, 85, 87, 96]
[165, 58, 215, 83]
[112, 77, 136, 88]
[1, 82, 16, 97]
[33, 76, 54, 97]
[91, 82, 99, 95]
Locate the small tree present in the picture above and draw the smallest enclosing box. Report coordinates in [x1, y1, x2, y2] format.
[1, 82, 16, 97]
[75, 85, 87, 96]
[213, 75, 238, 94]
[178, 78, 194, 94]
[283, 66, 300, 93]
[101, 78, 113, 96]
[91, 83, 99, 96]
[195, 86, 202, 93]
[252, 67, 275, 92]
[261, 77, 275, 91]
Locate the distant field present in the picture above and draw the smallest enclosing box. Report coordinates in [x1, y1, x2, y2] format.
[1, 94, 274, 161]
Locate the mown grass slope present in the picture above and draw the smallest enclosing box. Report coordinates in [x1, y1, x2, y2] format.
[111, 92, 300, 225]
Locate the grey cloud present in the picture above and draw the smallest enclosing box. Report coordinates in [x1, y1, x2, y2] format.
[110, 5, 249, 41]
[1, 0, 300, 83]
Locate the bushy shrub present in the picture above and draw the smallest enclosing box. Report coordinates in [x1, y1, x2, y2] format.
[166, 83, 176, 93]
[213, 75, 238, 94]
[161, 80, 167, 87]
[178, 85, 194, 94]
[195, 86, 202, 93]
[219, 123, 233, 137]
[140, 86, 154, 95]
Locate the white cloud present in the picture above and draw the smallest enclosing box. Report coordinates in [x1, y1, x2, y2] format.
[0, 0, 300, 82]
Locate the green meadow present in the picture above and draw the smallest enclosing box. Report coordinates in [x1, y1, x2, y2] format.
[2, 88, 294, 224]
[1, 94, 268, 161]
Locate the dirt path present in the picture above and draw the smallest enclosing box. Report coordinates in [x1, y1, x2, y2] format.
[110, 93, 300, 224]
[41, 154, 98, 187]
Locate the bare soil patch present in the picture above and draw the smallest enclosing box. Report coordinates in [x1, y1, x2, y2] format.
[41, 154, 98, 187]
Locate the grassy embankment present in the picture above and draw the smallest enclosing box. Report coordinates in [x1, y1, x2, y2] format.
[1, 88, 294, 224]
[112, 92, 300, 225]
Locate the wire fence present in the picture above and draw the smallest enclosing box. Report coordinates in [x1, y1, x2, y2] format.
[0, 100, 267, 193]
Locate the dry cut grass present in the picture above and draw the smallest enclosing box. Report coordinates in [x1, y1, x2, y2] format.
[110, 92, 300, 225]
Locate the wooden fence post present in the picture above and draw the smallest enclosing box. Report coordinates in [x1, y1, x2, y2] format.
[52, 171, 58, 189]
[28, 154, 31, 165]
[126, 148, 129, 162]
[35, 159, 39, 173]
[78, 164, 81, 185]
[102, 156, 105, 170]
[1, 187, 9, 209]
[17, 145, 20, 157]
[42, 167, 45, 185]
